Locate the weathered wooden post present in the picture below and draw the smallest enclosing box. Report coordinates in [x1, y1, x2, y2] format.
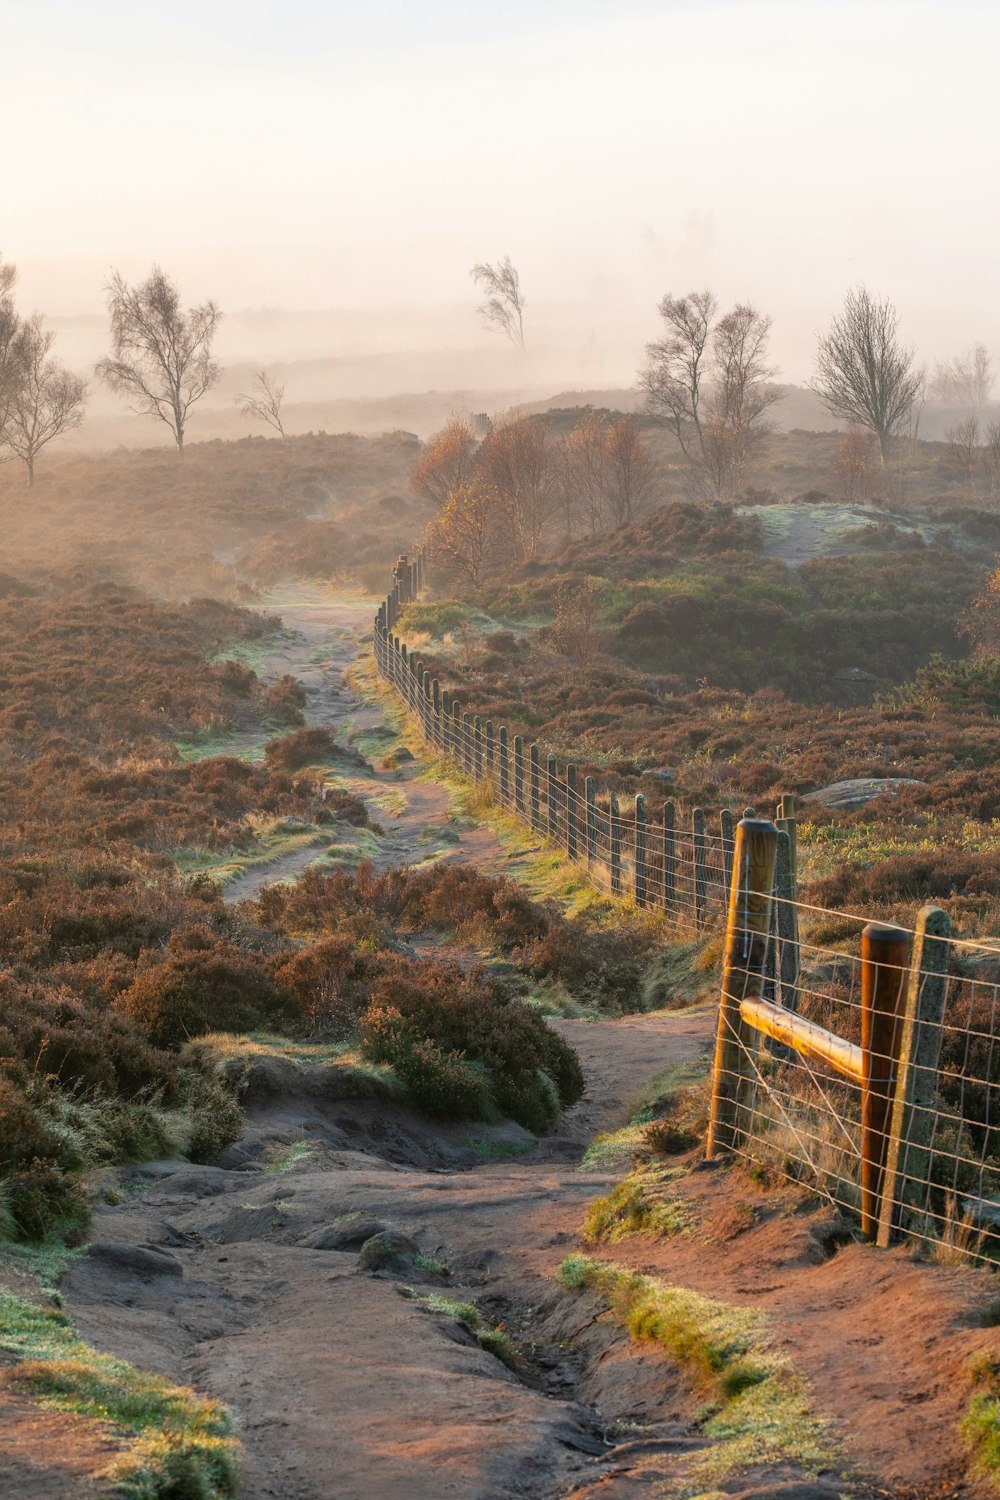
[499, 726, 509, 803]
[566, 764, 578, 858]
[634, 793, 648, 907]
[774, 828, 799, 1012]
[706, 817, 779, 1156]
[462, 712, 472, 774]
[693, 807, 708, 930]
[441, 688, 451, 754]
[485, 720, 495, 779]
[529, 744, 541, 830]
[610, 792, 622, 896]
[721, 809, 735, 897]
[474, 716, 483, 779]
[547, 753, 558, 839]
[514, 736, 525, 814]
[860, 922, 912, 1241]
[876, 907, 951, 1248]
[585, 777, 597, 861]
[662, 800, 676, 911]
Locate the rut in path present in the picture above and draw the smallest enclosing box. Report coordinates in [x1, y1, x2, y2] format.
[219, 585, 510, 902]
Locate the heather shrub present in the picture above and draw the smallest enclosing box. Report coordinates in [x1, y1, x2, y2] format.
[265, 674, 307, 725]
[264, 726, 338, 769]
[117, 945, 299, 1047]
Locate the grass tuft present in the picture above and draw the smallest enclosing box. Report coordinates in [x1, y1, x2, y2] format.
[0, 1292, 239, 1498]
[556, 1256, 835, 1487]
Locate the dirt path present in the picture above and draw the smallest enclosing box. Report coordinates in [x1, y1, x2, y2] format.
[217, 585, 508, 902]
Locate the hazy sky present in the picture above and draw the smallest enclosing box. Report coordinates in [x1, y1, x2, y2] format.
[3, 0, 998, 382]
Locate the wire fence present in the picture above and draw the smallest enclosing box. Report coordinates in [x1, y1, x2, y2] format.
[373, 557, 1000, 1267]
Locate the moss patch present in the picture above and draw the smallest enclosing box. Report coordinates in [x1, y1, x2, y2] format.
[583, 1165, 693, 1244]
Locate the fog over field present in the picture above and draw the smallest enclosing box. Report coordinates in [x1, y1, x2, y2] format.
[4, 0, 998, 444]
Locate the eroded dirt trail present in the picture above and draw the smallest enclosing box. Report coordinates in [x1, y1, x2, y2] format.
[218, 585, 509, 902]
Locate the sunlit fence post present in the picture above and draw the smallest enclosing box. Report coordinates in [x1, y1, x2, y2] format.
[877, 905, 952, 1248]
[662, 800, 676, 912]
[707, 817, 779, 1157]
[859, 922, 911, 1240]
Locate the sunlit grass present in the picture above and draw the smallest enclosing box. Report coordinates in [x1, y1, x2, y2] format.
[0, 1293, 239, 1498]
[556, 1256, 836, 1490]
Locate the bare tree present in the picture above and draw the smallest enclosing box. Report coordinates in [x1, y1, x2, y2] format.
[0, 253, 26, 452]
[603, 415, 657, 525]
[946, 412, 981, 493]
[931, 343, 994, 411]
[983, 420, 1000, 505]
[237, 368, 287, 440]
[96, 267, 221, 457]
[812, 285, 920, 464]
[470, 256, 525, 348]
[640, 291, 778, 497]
[3, 315, 86, 485]
[561, 411, 610, 534]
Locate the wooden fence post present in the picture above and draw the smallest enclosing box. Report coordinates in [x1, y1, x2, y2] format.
[860, 922, 912, 1240]
[547, 753, 557, 840]
[774, 827, 799, 1011]
[610, 792, 622, 896]
[721, 809, 735, 896]
[530, 744, 540, 830]
[707, 817, 779, 1156]
[514, 736, 525, 814]
[635, 793, 648, 907]
[566, 764, 578, 859]
[693, 807, 708, 930]
[474, 716, 483, 779]
[499, 726, 509, 803]
[876, 906, 952, 1248]
[662, 800, 676, 911]
[585, 776, 597, 861]
[485, 720, 495, 779]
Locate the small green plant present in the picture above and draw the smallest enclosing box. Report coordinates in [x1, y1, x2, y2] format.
[414, 1292, 521, 1368]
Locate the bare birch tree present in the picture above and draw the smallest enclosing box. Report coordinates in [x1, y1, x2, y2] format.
[639, 290, 778, 497]
[96, 267, 221, 456]
[812, 286, 920, 464]
[0, 253, 26, 453]
[236, 368, 287, 440]
[931, 343, 994, 411]
[4, 315, 87, 485]
[470, 256, 525, 348]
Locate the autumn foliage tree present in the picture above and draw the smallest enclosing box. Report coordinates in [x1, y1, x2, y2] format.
[424, 479, 507, 592]
[478, 411, 556, 561]
[409, 417, 478, 507]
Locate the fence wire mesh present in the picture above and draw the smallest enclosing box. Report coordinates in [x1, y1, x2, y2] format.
[374, 577, 1000, 1267]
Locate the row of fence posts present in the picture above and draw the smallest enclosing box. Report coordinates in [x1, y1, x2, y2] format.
[374, 560, 949, 1250]
[375, 558, 803, 933]
[707, 815, 953, 1247]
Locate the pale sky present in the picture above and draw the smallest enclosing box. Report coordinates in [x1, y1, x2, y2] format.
[3, 0, 998, 383]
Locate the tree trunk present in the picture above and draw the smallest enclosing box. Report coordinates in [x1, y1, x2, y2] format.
[25, 454, 34, 488]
